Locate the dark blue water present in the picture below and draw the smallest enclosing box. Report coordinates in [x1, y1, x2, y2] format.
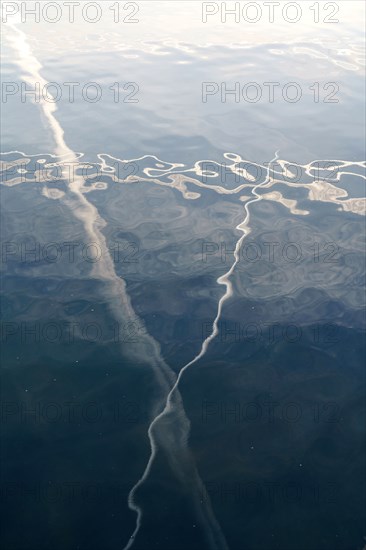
[1, 2, 365, 549]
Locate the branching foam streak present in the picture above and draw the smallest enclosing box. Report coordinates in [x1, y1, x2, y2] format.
[124, 151, 280, 549]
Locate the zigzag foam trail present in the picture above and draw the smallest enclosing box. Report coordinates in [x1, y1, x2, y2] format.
[4, 22, 229, 550]
[123, 150, 280, 550]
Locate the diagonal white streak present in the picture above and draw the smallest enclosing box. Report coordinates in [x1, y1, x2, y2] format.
[5, 22, 229, 550]
[124, 150, 280, 549]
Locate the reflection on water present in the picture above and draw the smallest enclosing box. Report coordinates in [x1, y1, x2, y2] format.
[2, 152, 366, 214]
[1, 2, 365, 550]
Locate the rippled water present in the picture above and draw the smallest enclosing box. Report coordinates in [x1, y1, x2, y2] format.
[1, 2, 365, 550]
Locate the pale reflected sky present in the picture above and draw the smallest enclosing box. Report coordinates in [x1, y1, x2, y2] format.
[1, 1, 365, 161]
[3, 1, 365, 53]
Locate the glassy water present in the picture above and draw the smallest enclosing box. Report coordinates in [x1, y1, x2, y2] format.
[1, 2, 365, 549]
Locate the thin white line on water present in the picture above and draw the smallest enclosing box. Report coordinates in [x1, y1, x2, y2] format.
[124, 150, 280, 549]
[4, 22, 229, 550]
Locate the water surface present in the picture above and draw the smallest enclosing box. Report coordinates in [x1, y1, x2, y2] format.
[1, 2, 365, 549]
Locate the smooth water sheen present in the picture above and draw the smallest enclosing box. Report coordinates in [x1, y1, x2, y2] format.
[1, 2, 365, 550]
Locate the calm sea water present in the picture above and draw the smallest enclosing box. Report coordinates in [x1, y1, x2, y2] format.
[1, 2, 365, 549]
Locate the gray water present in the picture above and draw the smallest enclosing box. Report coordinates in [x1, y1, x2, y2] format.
[1, 2, 365, 549]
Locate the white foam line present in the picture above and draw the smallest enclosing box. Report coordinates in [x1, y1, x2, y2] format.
[5, 23, 229, 550]
[3, 23, 174, 396]
[124, 150, 280, 549]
